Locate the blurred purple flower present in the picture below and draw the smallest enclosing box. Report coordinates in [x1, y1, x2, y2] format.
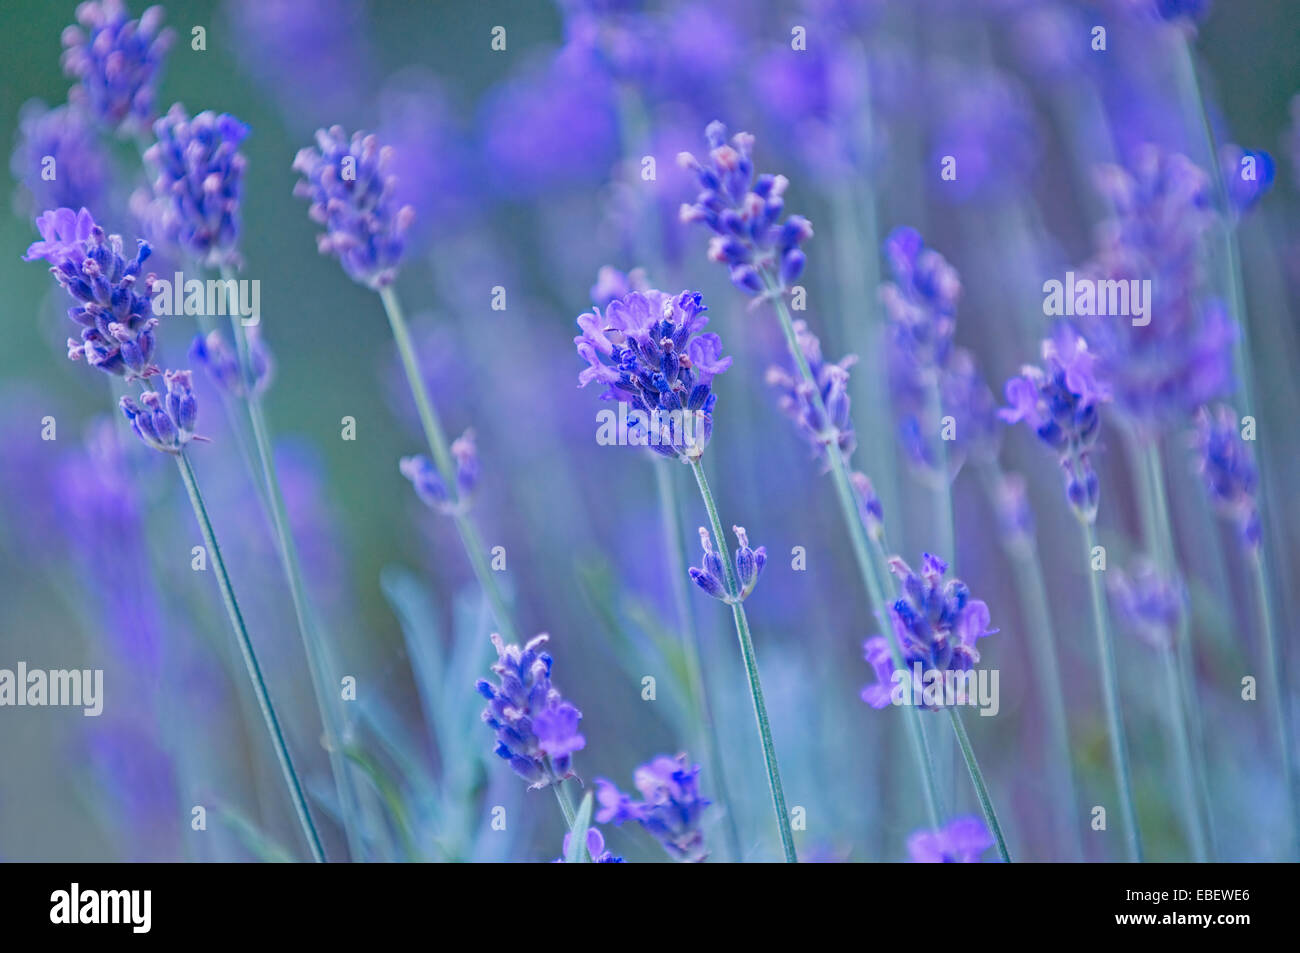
[1219, 145, 1275, 217]
[908, 816, 994, 862]
[1108, 560, 1185, 649]
[399, 429, 478, 514]
[190, 326, 273, 398]
[61, 0, 173, 137]
[10, 101, 109, 214]
[1192, 404, 1260, 552]
[765, 319, 857, 465]
[554, 827, 624, 863]
[595, 753, 710, 862]
[927, 65, 1040, 202]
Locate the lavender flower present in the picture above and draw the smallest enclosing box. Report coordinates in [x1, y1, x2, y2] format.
[60, 0, 173, 137]
[119, 369, 200, 454]
[475, 633, 585, 789]
[595, 754, 710, 862]
[908, 816, 994, 863]
[554, 827, 624, 863]
[292, 126, 415, 289]
[850, 471, 884, 541]
[1193, 404, 1260, 551]
[139, 106, 249, 267]
[689, 526, 766, 603]
[881, 226, 960, 380]
[1219, 145, 1275, 218]
[1154, 0, 1211, 23]
[590, 265, 649, 310]
[765, 319, 857, 464]
[678, 121, 813, 295]
[861, 553, 996, 710]
[575, 287, 731, 461]
[1000, 325, 1108, 521]
[190, 327, 273, 397]
[399, 430, 479, 514]
[992, 471, 1035, 551]
[10, 101, 109, 214]
[25, 207, 160, 380]
[1108, 560, 1186, 649]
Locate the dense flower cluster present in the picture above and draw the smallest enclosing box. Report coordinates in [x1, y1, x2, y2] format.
[475, 634, 585, 789]
[1193, 404, 1260, 551]
[1000, 325, 1109, 521]
[678, 121, 813, 295]
[575, 288, 731, 461]
[60, 0, 172, 136]
[689, 526, 766, 603]
[139, 106, 249, 267]
[861, 553, 996, 710]
[292, 126, 416, 289]
[119, 370, 200, 454]
[908, 816, 995, 863]
[595, 754, 710, 862]
[398, 430, 479, 514]
[26, 207, 160, 381]
[190, 327, 273, 398]
[765, 319, 857, 464]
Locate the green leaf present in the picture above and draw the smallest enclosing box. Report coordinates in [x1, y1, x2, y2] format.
[566, 791, 595, 864]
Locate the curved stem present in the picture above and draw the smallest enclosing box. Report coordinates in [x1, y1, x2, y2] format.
[379, 286, 519, 644]
[1081, 519, 1143, 862]
[688, 459, 797, 862]
[947, 706, 1011, 862]
[176, 450, 326, 862]
[654, 460, 744, 861]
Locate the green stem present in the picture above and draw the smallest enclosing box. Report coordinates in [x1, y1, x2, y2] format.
[655, 459, 744, 861]
[379, 286, 519, 644]
[553, 777, 577, 829]
[175, 450, 326, 862]
[947, 706, 1011, 862]
[1160, 647, 1208, 862]
[221, 269, 366, 861]
[1252, 552, 1300, 859]
[688, 459, 797, 862]
[1081, 519, 1143, 862]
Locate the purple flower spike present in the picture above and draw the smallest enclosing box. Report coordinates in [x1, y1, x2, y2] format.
[190, 327, 273, 398]
[689, 526, 765, 604]
[1193, 404, 1260, 552]
[25, 208, 162, 381]
[595, 754, 710, 863]
[766, 319, 857, 465]
[476, 633, 585, 789]
[139, 106, 249, 268]
[678, 121, 813, 297]
[398, 428, 478, 515]
[554, 827, 624, 863]
[10, 102, 110, 214]
[575, 284, 730, 462]
[119, 369, 201, 454]
[292, 126, 416, 289]
[61, 0, 173, 137]
[908, 816, 995, 863]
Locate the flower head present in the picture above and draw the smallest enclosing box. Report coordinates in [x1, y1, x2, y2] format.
[1193, 404, 1260, 551]
[595, 754, 710, 862]
[61, 0, 173, 136]
[861, 553, 997, 710]
[139, 106, 249, 268]
[1108, 560, 1185, 649]
[1000, 325, 1108, 521]
[26, 208, 161, 381]
[475, 633, 585, 789]
[678, 121, 812, 295]
[190, 327, 273, 397]
[575, 287, 730, 461]
[689, 525, 766, 603]
[399, 429, 479, 514]
[10, 101, 109, 214]
[292, 126, 416, 289]
[765, 319, 857, 464]
[119, 369, 200, 454]
[554, 827, 624, 863]
[908, 816, 995, 863]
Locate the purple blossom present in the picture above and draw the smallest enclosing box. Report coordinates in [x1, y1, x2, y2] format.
[861, 553, 996, 710]
[1000, 325, 1108, 521]
[10, 101, 110, 214]
[475, 634, 585, 789]
[26, 208, 161, 381]
[992, 471, 1035, 549]
[575, 287, 731, 461]
[138, 106, 249, 268]
[1108, 560, 1185, 649]
[60, 0, 173, 137]
[678, 121, 813, 295]
[399, 429, 479, 514]
[881, 226, 960, 375]
[590, 265, 649, 310]
[292, 126, 416, 290]
[850, 471, 884, 541]
[595, 753, 710, 862]
[1192, 404, 1260, 551]
[554, 827, 624, 863]
[908, 816, 995, 862]
[689, 525, 766, 603]
[1219, 145, 1275, 217]
[119, 369, 201, 454]
[765, 319, 857, 465]
[190, 327, 273, 397]
[1153, 0, 1212, 23]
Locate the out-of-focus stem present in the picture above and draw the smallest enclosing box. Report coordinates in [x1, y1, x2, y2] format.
[1251, 552, 1299, 859]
